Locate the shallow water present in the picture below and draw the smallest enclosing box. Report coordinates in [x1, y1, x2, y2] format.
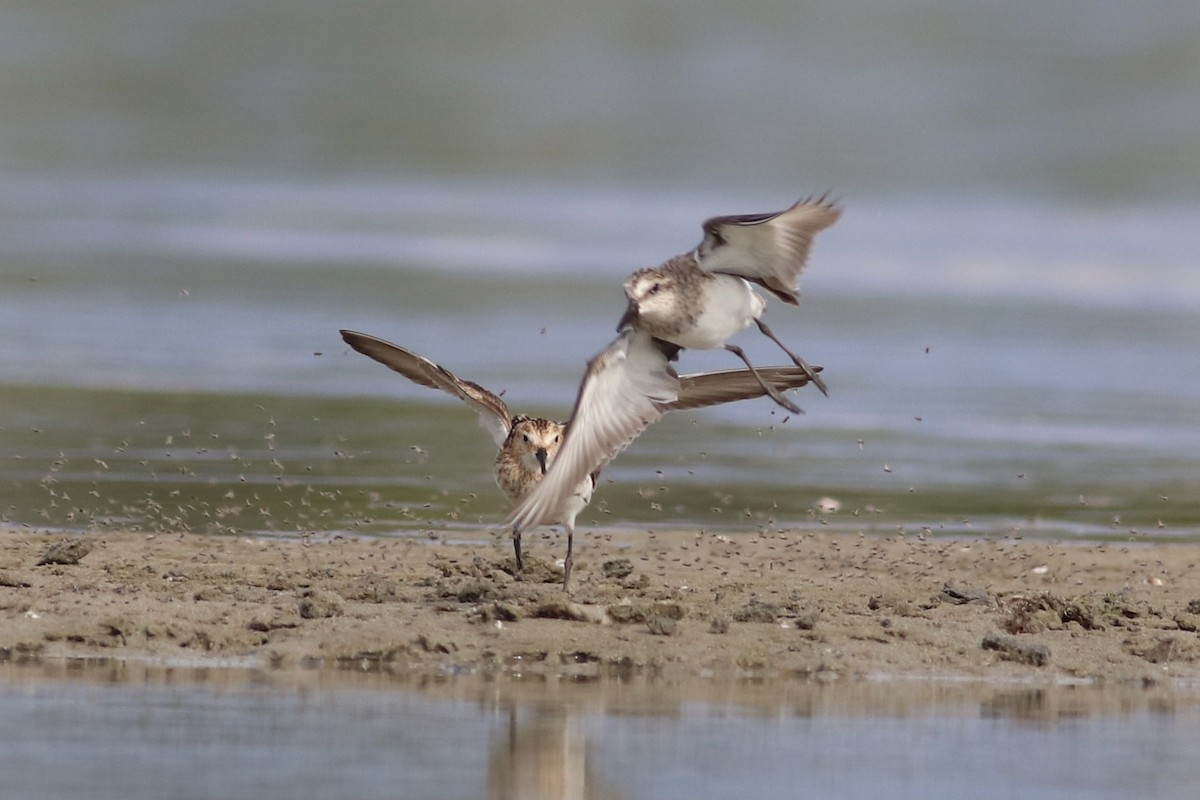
[2, 248, 1197, 540]
[2, 662, 1199, 800]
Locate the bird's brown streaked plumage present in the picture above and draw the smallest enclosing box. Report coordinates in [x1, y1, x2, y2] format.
[340, 329, 819, 590]
[494, 415, 571, 505]
[341, 331, 589, 579]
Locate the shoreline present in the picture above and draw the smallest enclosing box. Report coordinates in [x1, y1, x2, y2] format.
[2, 527, 1199, 689]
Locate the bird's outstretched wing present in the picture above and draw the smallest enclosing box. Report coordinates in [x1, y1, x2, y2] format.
[666, 365, 822, 411]
[695, 196, 841, 305]
[506, 327, 678, 532]
[340, 330, 512, 448]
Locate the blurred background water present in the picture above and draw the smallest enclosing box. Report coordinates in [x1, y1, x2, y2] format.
[2, 0, 1198, 541]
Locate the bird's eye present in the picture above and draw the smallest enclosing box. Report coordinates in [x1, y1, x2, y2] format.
[648, 282, 661, 295]
[522, 434, 530, 443]
[554, 434, 561, 443]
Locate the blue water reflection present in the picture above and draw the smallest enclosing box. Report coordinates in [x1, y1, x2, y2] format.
[1, 665, 1198, 800]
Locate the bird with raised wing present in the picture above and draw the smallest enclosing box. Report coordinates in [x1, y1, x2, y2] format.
[620, 196, 839, 413]
[507, 197, 839, 566]
[340, 329, 820, 590]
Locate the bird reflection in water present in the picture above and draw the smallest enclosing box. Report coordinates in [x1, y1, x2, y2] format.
[487, 706, 623, 800]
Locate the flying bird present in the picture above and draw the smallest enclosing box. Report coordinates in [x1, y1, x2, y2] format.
[620, 196, 839, 412]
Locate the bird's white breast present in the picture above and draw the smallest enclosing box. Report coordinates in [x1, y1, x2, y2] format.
[679, 275, 763, 349]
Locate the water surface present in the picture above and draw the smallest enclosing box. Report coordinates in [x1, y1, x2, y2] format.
[2, 663, 1198, 800]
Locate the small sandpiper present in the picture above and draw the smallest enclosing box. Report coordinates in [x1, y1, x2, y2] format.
[621, 196, 839, 414]
[340, 329, 820, 590]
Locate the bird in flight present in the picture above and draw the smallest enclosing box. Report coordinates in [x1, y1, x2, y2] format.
[621, 196, 839, 412]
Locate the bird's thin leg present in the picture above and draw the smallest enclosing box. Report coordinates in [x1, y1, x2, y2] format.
[724, 344, 804, 415]
[754, 319, 829, 397]
[562, 524, 574, 594]
[511, 525, 524, 574]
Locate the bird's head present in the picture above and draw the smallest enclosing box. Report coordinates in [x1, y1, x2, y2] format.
[507, 416, 565, 475]
[620, 266, 678, 331]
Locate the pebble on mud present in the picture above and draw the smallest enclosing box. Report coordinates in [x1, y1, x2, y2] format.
[608, 602, 685, 625]
[1129, 636, 1197, 665]
[1174, 612, 1200, 633]
[792, 612, 818, 631]
[732, 599, 780, 623]
[941, 583, 992, 606]
[531, 600, 607, 624]
[981, 634, 1051, 667]
[0, 570, 32, 588]
[36, 538, 94, 566]
[298, 590, 343, 619]
[416, 633, 457, 654]
[602, 559, 635, 580]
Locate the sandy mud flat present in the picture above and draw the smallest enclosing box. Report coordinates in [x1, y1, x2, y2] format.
[2, 527, 1199, 688]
